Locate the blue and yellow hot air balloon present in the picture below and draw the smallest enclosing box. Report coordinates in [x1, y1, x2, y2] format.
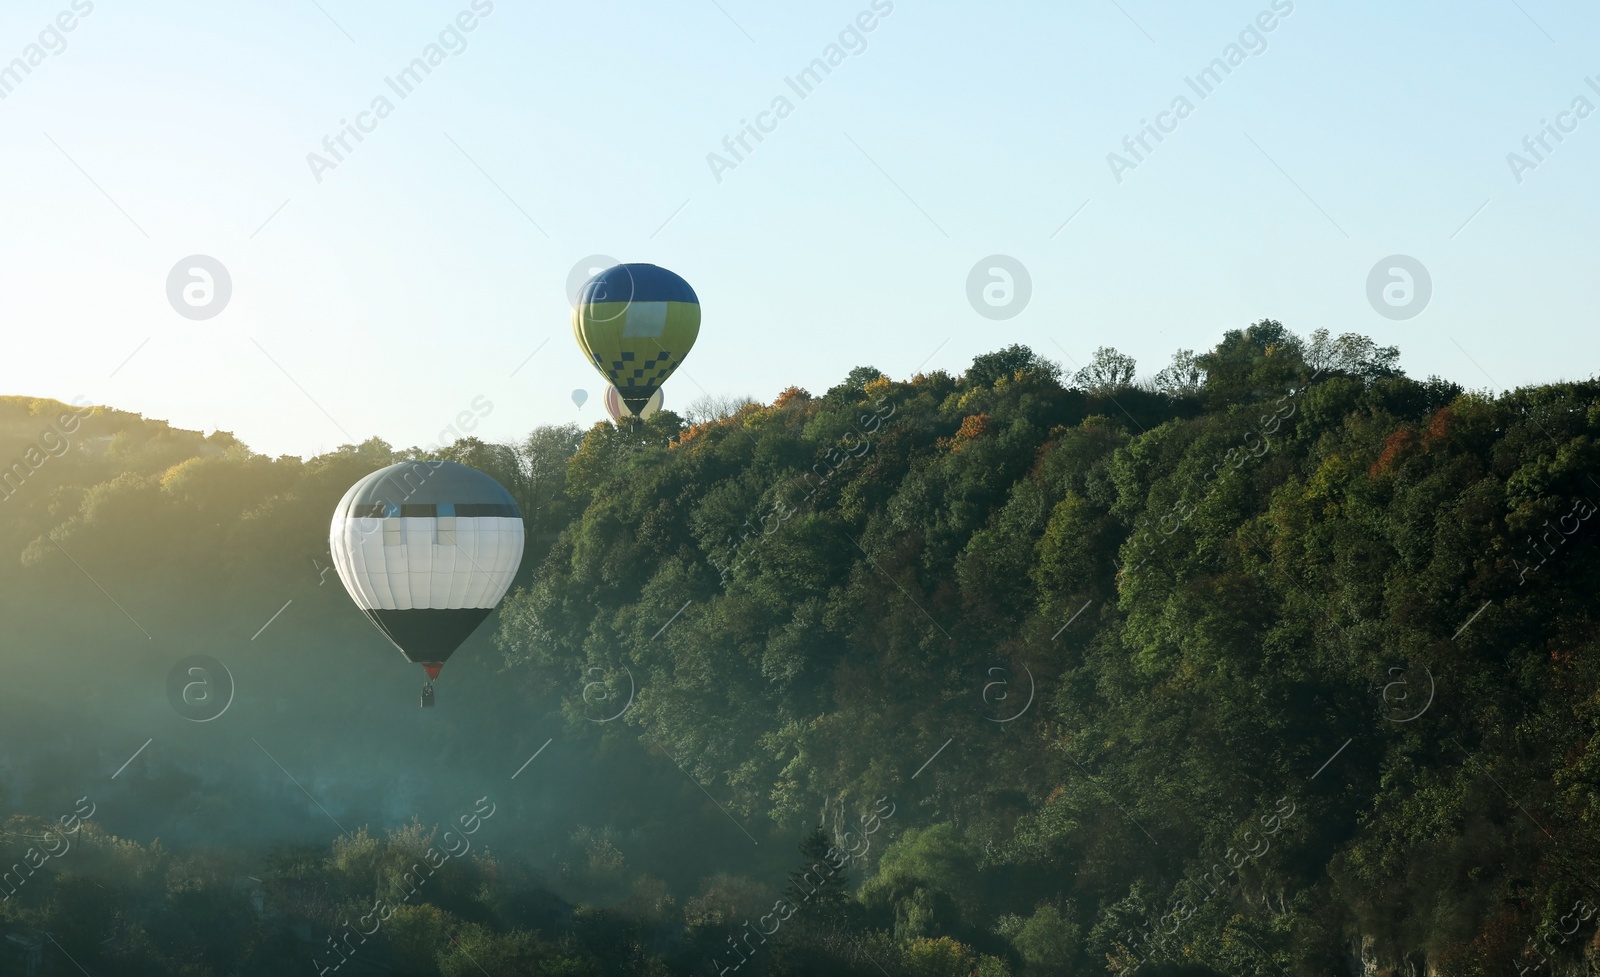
[572, 263, 699, 417]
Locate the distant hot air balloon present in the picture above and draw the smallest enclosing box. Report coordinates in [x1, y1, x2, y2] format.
[604, 384, 662, 424]
[572, 263, 699, 417]
[329, 461, 524, 708]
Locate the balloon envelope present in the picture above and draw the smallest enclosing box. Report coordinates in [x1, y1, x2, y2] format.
[604, 384, 662, 423]
[329, 461, 524, 671]
[572, 263, 699, 415]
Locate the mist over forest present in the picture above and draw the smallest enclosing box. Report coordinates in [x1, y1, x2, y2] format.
[2, 320, 1599, 975]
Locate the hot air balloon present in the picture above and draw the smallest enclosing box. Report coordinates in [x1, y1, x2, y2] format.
[604, 384, 662, 424]
[572, 263, 699, 417]
[329, 461, 524, 707]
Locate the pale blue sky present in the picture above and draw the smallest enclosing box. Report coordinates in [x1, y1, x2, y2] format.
[1, 0, 1596, 457]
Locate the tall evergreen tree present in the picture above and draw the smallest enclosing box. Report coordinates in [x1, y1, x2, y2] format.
[785, 826, 854, 926]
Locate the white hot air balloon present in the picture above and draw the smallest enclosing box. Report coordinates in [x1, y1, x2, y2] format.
[329, 460, 524, 707]
[604, 384, 662, 425]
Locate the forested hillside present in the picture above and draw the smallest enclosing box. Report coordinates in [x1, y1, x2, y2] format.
[3, 320, 1599, 975]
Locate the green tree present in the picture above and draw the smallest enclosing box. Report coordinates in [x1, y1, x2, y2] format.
[1072, 346, 1138, 394]
[1006, 904, 1078, 974]
[966, 344, 1061, 388]
[1152, 348, 1205, 399]
[786, 826, 853, 923]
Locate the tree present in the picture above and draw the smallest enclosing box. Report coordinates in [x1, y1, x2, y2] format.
[966, 344, 1062, 388]
[1303, 327, 1401, 383]
[1072, 346, 1138, 394]
[504, 423, 584, 570]
[1151, 348, 1205, 399]
[1005, 904, 1079, 974]
[903, 936, 978, 977]
[857, 824, 978, 942]
[785, 826, 853, 923]
[437, 924, 551, 977]
[835, 366, 888, 395]
[685, 393, 757, 425]
[1193, 318, 1309, 406]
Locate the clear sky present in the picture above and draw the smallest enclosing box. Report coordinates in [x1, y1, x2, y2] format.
[2, 0, 1596, 458]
